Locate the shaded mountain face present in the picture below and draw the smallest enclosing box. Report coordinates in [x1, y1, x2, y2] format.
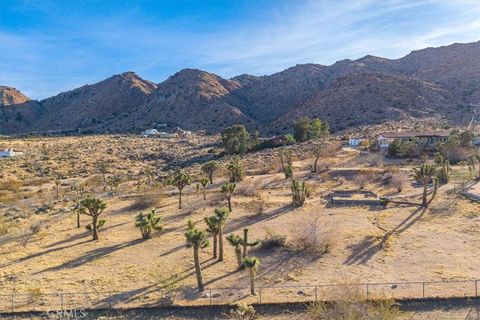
[0, 41, 478, 135]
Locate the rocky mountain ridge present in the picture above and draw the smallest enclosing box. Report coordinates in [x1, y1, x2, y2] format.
[1, 41, 478, 135]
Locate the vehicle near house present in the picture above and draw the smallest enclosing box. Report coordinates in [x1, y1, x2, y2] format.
[141, 128, 159, 137]
[377, 131, 449, 150]
[348, 137, 363, 147]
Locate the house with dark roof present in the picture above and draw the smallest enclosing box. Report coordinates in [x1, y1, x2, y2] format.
[377, 131, 449, 149]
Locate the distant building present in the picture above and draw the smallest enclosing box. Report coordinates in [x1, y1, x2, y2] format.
[348, 137, 363, 147]
[141, 129, 159, 137]
[377, 131, 449, 149]
[0, 147, 24, 157]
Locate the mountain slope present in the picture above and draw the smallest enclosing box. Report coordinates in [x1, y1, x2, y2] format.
[0, 41, 478, 135]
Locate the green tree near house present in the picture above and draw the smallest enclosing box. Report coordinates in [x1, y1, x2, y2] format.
[185, 220, 209, 292]
[222, 125, 250, 154]
[293, 117, 329, 143]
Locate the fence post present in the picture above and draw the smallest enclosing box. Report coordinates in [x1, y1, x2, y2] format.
[422, 282, 425, 298]
[366, 284, 369, 300]
[475, 280, 478, 297]
[209, 289, 212, 306]
[315, 286, 318, 302]
[60, 293, 64, 312]
[109, 292, 113, 309]
[259, 288, 262, 304]
[11, 294, 14, 313]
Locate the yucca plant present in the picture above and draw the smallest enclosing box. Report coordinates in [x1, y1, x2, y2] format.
[204, 215, 220, 259]
[200, 177, 209, 200]
[78, 197, 107, 240]
[185, 220, 209, 292]
[221, 182, 236, 212]
[214, 208, 230, 262]
[165, 169, 191, 209]
[227, 156, 244, 182]
[279, 150, 294, 179]
[414, 162, 437, 207]
[226, 234, 243, 269]
[240, 228, 260, 259]
[135, 209, 163, 239]
[243, 257, 260, 295]
[434, 153, 451, 184]
[291, 179, 309, 206]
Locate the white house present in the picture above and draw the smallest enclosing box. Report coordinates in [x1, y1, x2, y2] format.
[348, 137, 362, 147]
[0, 147, 23, 158]
[141, 129, 159, 137]
[377, 131, 449, 149]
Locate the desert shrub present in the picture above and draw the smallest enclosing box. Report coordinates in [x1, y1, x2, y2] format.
[354, 173, 371, 190]
[236, 182, 260, 197]
[241, 196, 268, 215]
[308, 298, 402, 320]
[228, 303, 258, 320]
[291, 213, 331, 254]
[27, 288, 42, 303]
[130, 192, 163, 210]
[390, 174, 406, 192]
[259, 229, 286, 251]
[0, 179, 22, 192]
[0, 216, 12, 236]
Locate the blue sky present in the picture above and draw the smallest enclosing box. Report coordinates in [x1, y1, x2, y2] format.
[1, 0, 479, 100]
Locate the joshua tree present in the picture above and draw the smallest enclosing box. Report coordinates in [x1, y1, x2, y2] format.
[311, 144, 323, 173]
[95, 160, 109, 184]
[201, 161, 219, 184]
[166, 169, 191, 209]
[227, 156, 244, 182]
[414, 162, 438, 207]
[195, 183, 200, 198]
[143, 167, 156, 186]
[53, 177, 61, 198]
[279, 150, 293, 179]
[221, 182, 236, 212]
[214, 208, 230, 262]
[71, 182, 86, 228]
[291, 179, 309, 206]
[78, 197, 107, 240]
[200, 178, 209, 200]
[240, 228, 260, 259]
[204, 216, 220, 259]
[185, 220, 209, 291]
[227, 234, 243, 269]
[107, 175, 122, 194]
[243, 257, 260, 295]
[135, 209, 163, 239]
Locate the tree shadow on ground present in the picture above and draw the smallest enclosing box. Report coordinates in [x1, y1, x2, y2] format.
[344, 206, 427, 265]
[34, 238, 145, 274]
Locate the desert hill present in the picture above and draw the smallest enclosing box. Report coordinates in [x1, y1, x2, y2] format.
[0, 41, 478, 135]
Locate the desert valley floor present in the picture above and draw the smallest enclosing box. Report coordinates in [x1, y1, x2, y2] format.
[0, 134, 479, 318]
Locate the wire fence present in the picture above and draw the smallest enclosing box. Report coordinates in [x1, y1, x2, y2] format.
[1, 279, 479, 313]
